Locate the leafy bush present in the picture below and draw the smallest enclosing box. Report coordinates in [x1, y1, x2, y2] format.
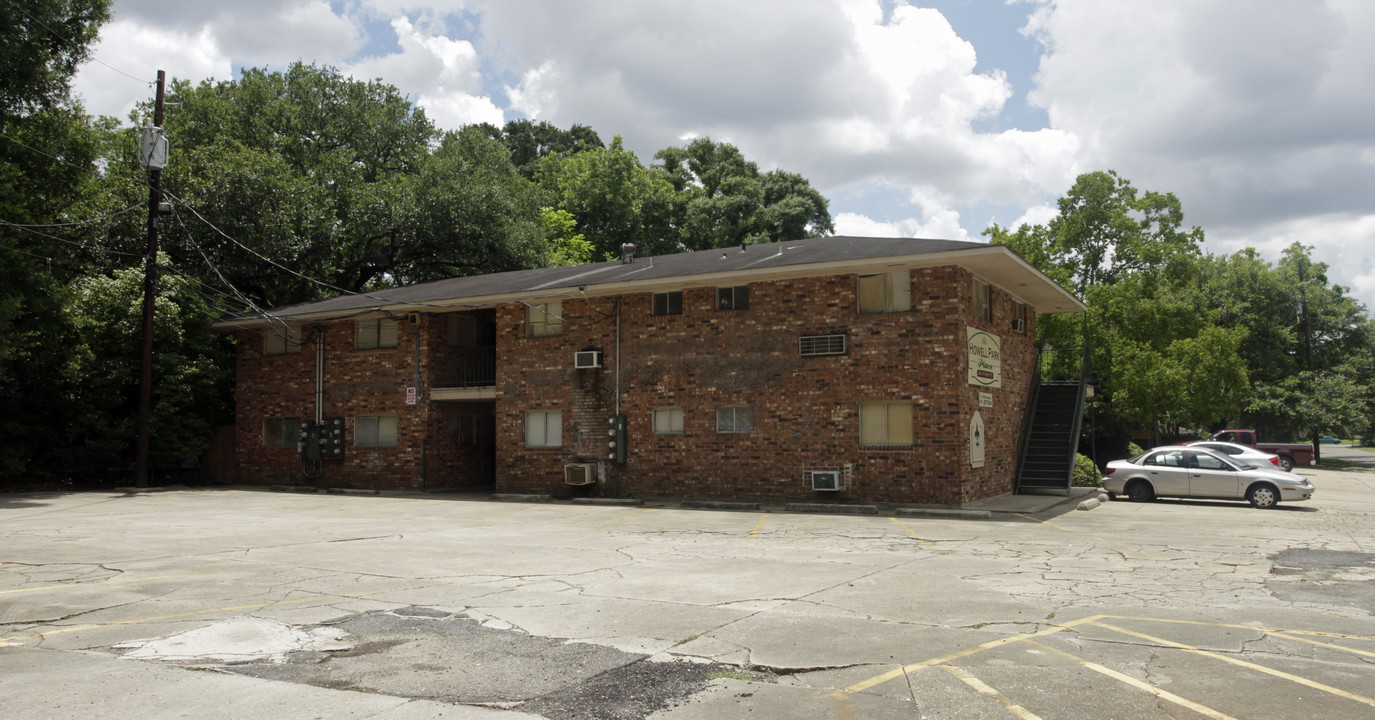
[1127, 441, 1144, 457]
[1072, 454, 1102, 487]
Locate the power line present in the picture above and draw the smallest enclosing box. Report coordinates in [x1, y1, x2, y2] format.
[13, 4, 152, 87]
[0, 202, 145, 228]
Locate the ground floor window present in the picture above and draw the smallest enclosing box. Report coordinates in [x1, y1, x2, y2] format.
[526, 411, 563, 448]
[716, 406, 751, 434]
[263, 417, 299, 449]
[653, 407, 684, 434]
[860, 402, 913, 446]
[355, 415, 399, 447]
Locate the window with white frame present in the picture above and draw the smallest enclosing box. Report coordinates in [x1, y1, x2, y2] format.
[1011, 300, 1027, 333]
[355, 318, 399, 350]
[525, 411, 562, 448]
[857, 271, 911, 314]
[859, 402, 913, 446]
[716, 406, 751, 434]
[263, 417, 300, 448]
[526, 301, 563, 337]
[716, 285, 749, 311]
[973, 278, 991, 322]
[355, 415, 399, 447]
[653, 407, 684, 434]
[652, 290, 683, 316]
[263, 324, 301, 356]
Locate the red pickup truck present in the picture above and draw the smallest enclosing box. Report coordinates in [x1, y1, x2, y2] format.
[1209, 430, 1313, 471]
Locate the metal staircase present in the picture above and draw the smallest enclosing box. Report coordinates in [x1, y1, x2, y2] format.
[1016, 347, 1089, 494]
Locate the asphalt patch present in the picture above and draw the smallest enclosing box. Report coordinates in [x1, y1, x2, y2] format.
[217, 607, 765, 719]
[1270, 548, 1375, 614]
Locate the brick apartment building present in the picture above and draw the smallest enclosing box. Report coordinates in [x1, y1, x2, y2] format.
[213, 236, 1084, 505]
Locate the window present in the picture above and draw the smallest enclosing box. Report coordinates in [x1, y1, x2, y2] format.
[652, 291, 683, 316]
[355, 415, 398, 447]
[263, 417, 300, 448]
[653, 407, 684, 434]
[716, 285, 749, 311]
[1145, 450, 1185, 468]
[263, 324, 301, 356]
[800, 334, 847, 357]
[526, 301, 563, 338]
[525, 411, 562, 448]
[355, 318, 398, 350]
[1011, 300, 1027, 333]
[858, 271, 911, 314]
[860, 402, 913, 446]
[973, 278, 991, 322]
[716, 407, 751, 434]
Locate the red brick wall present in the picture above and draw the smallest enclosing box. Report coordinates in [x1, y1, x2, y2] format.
[232, 265, 1041, 503]
[494, 266, 1039, 505]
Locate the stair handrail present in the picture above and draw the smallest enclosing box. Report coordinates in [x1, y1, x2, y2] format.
[1014, 345, 1046, 492]
[1060, 344, 1092, 490]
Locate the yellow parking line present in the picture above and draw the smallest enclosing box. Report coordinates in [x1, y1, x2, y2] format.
[0, 579, 468, 648]
[0, 566, 284, 595]
[749, 513, 770, 538]
[1108, 615, 1375, 646]
[1270, 631, 1375, 659]
[844, 615, 1106, 694]
[1025, 640, 1239, 720]
[600, 508, 647, 528]
[888, 517, 930, 546]
[941, 664, 1044, 719]
[1089, 620, 1375, 708]
[1014, 514, 1166, 561]
[827, 690, 860, 720]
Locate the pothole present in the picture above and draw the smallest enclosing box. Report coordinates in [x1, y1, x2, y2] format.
[109, 607, 770, 719]
[1269, 548, 1375, 614]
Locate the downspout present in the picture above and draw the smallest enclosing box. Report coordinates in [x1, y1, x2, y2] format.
[315, 328, 324, 424]
[415, 320, 427, 491]
[614, 299, 621, 415]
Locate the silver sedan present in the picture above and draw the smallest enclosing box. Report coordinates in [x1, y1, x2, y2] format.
[1103, 446, 1315, 508]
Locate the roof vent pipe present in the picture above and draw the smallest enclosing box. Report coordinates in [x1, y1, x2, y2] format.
[620, 243, 636, 264]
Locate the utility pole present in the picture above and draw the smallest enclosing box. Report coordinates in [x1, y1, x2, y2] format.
[1297, 257, 1320, 463]
[134, 70, 166, 488]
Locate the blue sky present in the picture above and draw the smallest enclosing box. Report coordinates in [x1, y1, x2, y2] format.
[75, 1, 1375, 310]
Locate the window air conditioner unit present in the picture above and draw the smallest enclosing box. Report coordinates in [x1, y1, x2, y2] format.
[1011, 318, 1025, 333]
[574, 350, 602, 369]
[564, 463, 597, 486]
[811, 470, 842, 492]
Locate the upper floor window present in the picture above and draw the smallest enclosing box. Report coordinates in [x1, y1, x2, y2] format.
[263, 324, 301, 356]
[526, 301, 563, 338]
[355, 318, 398, 350]
[716, 286, 749, 311]
[973, 278, 991, 322]
[1011, 300, 1027, 333]
[716, 406, 751, 434]
[652, 291, 683, 316]
[858, 271, 911, 314]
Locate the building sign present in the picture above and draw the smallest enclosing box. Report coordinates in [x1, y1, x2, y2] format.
[406, 387, 417, 405]
[969, 411, 986, 468]
[967, 328, 1002, 388]
[979, 392, 994, 408]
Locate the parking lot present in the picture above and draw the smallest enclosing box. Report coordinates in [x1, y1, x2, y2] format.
[3, 458, 1375, 719]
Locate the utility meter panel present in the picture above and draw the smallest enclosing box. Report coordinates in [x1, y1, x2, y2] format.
[299, 417, 346, 461]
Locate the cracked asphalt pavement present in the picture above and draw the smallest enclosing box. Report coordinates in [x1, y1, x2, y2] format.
[3, 458, 1375, 719]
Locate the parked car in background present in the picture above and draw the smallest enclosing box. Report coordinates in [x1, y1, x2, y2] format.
[1103, 446, 1315, 509]
[1185, 441, 1284, 470]
[1320, 436, 1341, 444]
[1208, 430, 1313, 471]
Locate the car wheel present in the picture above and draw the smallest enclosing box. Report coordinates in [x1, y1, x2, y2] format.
[1277, 456, 1295, 472]
[1125, 481, 1154, 503]
[1248, 484, 1280, 509]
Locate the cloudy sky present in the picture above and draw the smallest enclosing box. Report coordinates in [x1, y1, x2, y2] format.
[73, 0, 1375, 310]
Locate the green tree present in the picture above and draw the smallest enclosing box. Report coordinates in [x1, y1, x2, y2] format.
[537, 136, 678, 259]
[0, 0, 111, 483]
[64, 255, 233, 479]
[0, 0, 111, 119]
[654, 137, 832, 250]
[478, 119, 604, 180]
